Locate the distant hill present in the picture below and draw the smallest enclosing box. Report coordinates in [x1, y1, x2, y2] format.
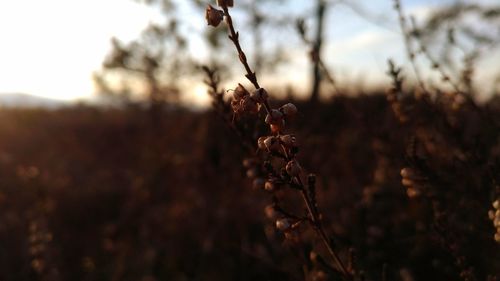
[0, 93, 67, 108]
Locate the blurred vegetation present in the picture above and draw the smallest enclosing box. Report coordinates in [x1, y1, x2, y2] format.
[1, 0, 500, 280]
[0, 93, 499, 280]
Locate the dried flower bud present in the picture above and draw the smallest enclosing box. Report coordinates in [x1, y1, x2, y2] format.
[280, 134, 296, 147]
[217, 0, 233, 7]
[286, 160, 302, 177]
[253, 178, 265, 189]
[250, 88, 269, 103]
[265, 109, 284, 125]
[281, 103, 298, 117]
[276, 218, 292, 231]
[205, 5, 224, 27]
[233, 83, 249, 101]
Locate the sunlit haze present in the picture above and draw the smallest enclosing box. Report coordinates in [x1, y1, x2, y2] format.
[0, 0, 498, 104]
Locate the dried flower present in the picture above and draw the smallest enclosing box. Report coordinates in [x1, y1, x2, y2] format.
[205, 5, 224, 27]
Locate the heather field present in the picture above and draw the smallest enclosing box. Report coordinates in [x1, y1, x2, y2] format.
[0, 94, 498, 280]
[1, 0, 500, 280]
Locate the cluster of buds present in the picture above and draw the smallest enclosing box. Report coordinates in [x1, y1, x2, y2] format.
[257, 134, 298, 153]
[266, 103, 298, 133]
[230, 84, 260, 115]
[28, 217, 59, 279]
[204, 3, 350, 278]
[488, 199, 500, 243]
[400, 167, 426, 198]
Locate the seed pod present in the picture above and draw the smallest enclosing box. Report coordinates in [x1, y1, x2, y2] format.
[276, 218, 292, 231]
[265, 109, 284, 125]
[205, 5, 224, 27]
[250, 88, 268, 103]
[286, 160, 302, 177]
[281, 103, 298, 117]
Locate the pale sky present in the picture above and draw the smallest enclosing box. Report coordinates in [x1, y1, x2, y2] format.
[0, 0, 163, 101]
[0, 0, 498, 104]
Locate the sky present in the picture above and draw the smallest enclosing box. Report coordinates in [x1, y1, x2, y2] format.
[0, 0, 498, 104]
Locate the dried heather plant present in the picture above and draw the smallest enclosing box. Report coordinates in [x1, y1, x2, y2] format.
[386, 3, 500, 277]
[204, 1, 354, 280]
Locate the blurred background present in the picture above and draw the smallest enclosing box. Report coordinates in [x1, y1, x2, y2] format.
[1, 0, 499, 106]
[0, 0, 499, 280]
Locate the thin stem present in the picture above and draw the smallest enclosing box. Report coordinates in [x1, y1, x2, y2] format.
[298, 179, 350, 278]
[394, 0, 427, 94]
[222, 6, 260, 90]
